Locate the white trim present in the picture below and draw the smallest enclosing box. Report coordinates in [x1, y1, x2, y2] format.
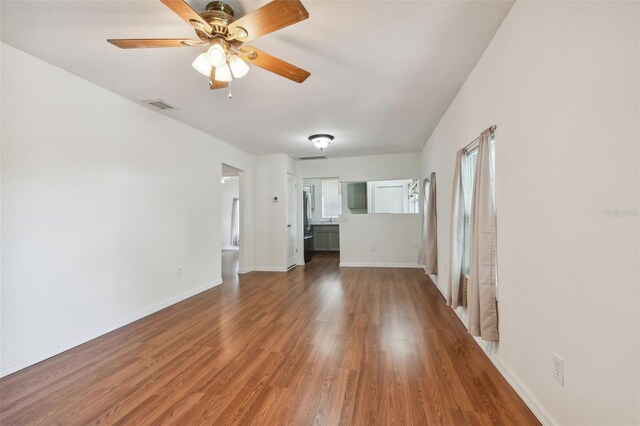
[252, 266, 289, 272]
[432, 279, 448, 299]
[478, 341, 557, 426]
[339, 262, 423, 269]
[296, 260, 306, 266]
[222, 246, 239, 251]
[427, 277, 556, 426]
[238, 268, 251, 274]
[0, 279, 223, 377]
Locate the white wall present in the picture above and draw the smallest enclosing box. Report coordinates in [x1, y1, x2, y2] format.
[420, 2, 640, 424]
[252, 154, 296, 271]
[0, 44, 255, 376]
[339, 213, 421, 267]
[296, 153, 422, 267]
[221, 178, 239, 250]
[297, 153, 421, 183]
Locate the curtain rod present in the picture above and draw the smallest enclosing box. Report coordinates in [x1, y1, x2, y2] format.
[463, 125, 497, 152]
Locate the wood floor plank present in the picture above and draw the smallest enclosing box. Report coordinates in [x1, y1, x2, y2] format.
[0, 252, 539, 425]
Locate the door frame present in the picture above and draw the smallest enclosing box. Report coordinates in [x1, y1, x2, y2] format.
[285, 173, 297, 269]
[221, 163, 247, 274]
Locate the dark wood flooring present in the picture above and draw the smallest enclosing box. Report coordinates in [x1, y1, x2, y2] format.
[0, 253, 538, 425]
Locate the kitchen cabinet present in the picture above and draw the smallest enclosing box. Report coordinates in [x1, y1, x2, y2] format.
[328, 232, 340, 251]
[312, 225, 340, 251]
[347, 182, 367, 209]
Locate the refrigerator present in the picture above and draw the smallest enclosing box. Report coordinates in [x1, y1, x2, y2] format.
[303, 190, 313, 262]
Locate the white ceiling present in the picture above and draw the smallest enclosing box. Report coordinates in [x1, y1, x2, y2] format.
[1, 0, 513, 158]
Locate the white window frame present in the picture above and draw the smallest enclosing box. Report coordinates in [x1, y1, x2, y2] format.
[321, 178, 341, 219]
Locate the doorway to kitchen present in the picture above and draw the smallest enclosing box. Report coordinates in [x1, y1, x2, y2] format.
[302, 177, 341, 265]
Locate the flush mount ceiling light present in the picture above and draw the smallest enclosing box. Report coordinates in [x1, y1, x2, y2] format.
[309, 134, 334, 151]
[107, 0, 311, 99]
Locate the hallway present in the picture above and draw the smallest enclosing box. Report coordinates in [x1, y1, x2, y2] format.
[0, 257, 537, 424]
[222, 249, 239, 283]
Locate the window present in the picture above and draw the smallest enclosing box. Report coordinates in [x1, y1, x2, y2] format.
[462, 146, 478, 275]
[321, 178, 341, 218]
[462, 135, 495, 275]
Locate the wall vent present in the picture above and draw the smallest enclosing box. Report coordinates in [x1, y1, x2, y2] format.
[297, 155, 327, 160]
[142, 99, 177, 110]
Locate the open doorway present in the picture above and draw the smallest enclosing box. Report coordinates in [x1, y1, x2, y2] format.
[222, 163, 241, 280]
[302, 177, 341, 265]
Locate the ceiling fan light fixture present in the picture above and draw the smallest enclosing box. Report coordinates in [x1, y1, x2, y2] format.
[192, 52, 212, 77]
[206, 43, 227, 68]
[309, 134, 334, 151]
[107, 0, 312, 91]
[229, 54, 249, 78]
[215, 63, 233, 82]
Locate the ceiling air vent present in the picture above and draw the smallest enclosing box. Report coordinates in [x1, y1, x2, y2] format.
[297, 155, 327, 160]
[142, 99, 177, 111]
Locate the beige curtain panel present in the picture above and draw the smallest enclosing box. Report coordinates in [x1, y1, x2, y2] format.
[447, 150, 465, 308]
[424, 173, 438, 274]
[468, 128, 499, 341]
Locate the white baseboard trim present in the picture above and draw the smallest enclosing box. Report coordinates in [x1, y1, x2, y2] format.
[0, 279, 223, 378]
[478, 341, 557, 426]
[425, 274, 556, 426]
[238, 268, 251, 274]
[429, 274, 448, 299]
[339, 262, 423, 269]
[222, 246, 239, 251]
[252, 266, 288, 272]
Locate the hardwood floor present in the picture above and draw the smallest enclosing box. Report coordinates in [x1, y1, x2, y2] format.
[0, 255, 538, 425]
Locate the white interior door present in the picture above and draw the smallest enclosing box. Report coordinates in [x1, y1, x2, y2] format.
[286, 174, 297, 268]
[374, 185, 404, 213]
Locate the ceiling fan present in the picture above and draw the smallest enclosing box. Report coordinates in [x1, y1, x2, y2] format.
[107, 0, 310, 94]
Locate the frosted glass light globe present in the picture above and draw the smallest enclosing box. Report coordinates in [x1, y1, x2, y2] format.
[206, 44, 227, 68]
[229, 54, 249, 78]
[191, 53, 211, 77]
[214, 63, 233, 82]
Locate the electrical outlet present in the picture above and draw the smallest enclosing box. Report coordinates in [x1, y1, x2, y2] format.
[370, 246, 376, 252]
[177, 266, 183, 278]
[552, 352, 564, 385]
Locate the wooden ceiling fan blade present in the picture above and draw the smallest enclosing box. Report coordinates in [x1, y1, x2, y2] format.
[228, 0, 308, 43]
[160, 0, 213, 34]
[238, 46, 310, 83]
[107, 38, 203, 48]
[210, 67, 229, 90]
